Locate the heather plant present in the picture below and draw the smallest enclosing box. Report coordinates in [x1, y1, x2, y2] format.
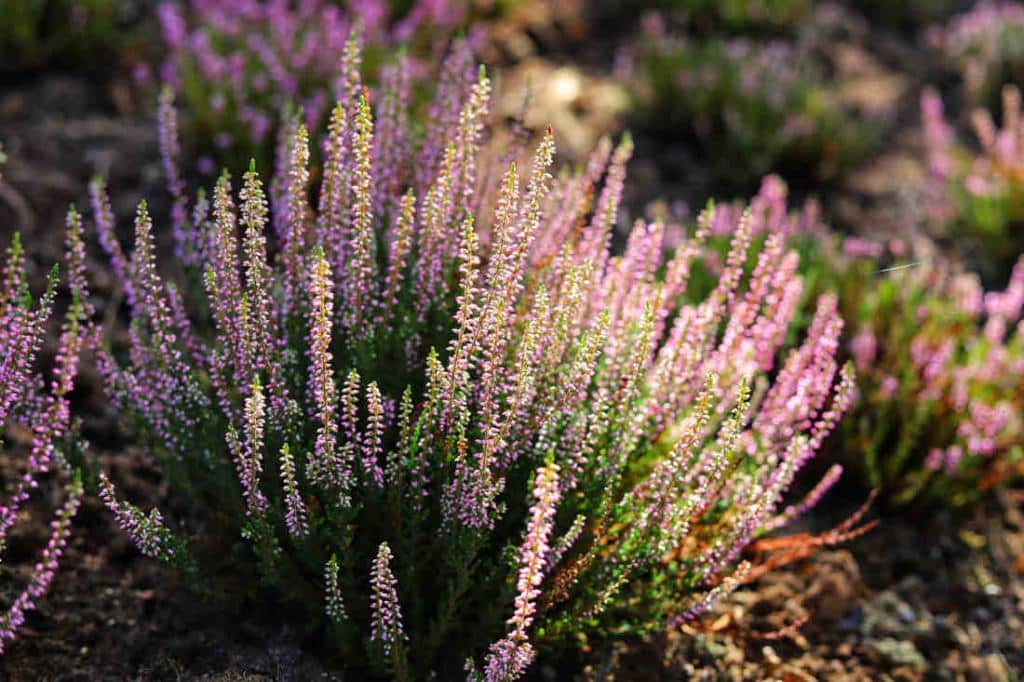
[157, 0, 484, 172]
[92, 44, 855, 679]
[840, 254, 1024, 505]
[922, 85, 1024, 283]
[693, 177, 1024, 506]
[620, 26, 873, 192]
[0, 213, 92, 651]
[0, 0, 131, 75]
[928, 1, 1024, 103]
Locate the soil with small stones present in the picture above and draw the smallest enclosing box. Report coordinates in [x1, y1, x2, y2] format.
[584, 490, 1024, 682]
[2, 2, 1024, 679]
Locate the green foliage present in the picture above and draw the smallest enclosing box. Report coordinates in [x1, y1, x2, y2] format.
[0, 0, 131, 75]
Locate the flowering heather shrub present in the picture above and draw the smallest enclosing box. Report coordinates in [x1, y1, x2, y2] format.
[828, 248, 1024, 506]
[0, 213, 92, 651]
[922, 85, 1024, 282]
[621, 27, 873, 190]
[0, 0, 130, 75]
[158, 0, 480, 171]
[93, 44, 854, 678]
[929, 1, 1024, 102]
[703, 177, 1024, 506]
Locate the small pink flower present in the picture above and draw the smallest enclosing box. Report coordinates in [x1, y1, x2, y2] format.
[965, 173, 991, 196]
[850, 328, 878, 370]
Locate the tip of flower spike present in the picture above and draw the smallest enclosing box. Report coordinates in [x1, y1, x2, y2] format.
[620, 130, 634, 147]
[478, 64, 487, 81]
[249, 158, 257, 173]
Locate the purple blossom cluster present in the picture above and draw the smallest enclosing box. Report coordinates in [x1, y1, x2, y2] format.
[369, 541, 405, 656]
[0, 210, 92, 652]
[97, 474, 179, 561]
[157, 0, 473, 161]
[917, 261, 1024, 468]
[843, 251, 1024, 501]
[482, 462, 560, 681]
[922, 85, 1024, 222]
[920, 84, 1024, 284]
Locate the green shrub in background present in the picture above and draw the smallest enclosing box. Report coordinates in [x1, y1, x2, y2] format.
[623, 31, 875, 193]
[0, 0, 136, 76]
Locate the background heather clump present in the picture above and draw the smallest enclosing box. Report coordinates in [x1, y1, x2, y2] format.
[0, 0, 135, 76]
[616, 11, 874, 193]
[157, 0, 483, 172]
[0, 211, 93, 652]
[90, 39, 857, 679]
[830, 247, 1024, 506]
[708, 177, 1024, 507]
[922, 85, 1024, 283]
[929, 0, 1024, 103]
